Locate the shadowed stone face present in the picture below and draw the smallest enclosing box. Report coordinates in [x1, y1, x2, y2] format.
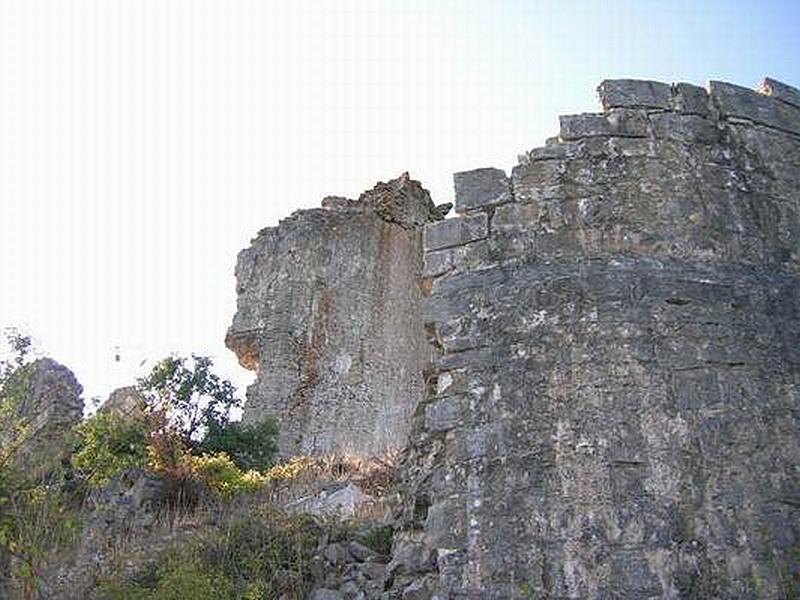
[227, 174, 444, 458]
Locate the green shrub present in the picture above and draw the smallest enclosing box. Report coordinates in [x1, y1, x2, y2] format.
[197, 419, 278, 472]
[98, 550, 233, 600]
[69, 410, 269, 497]
[71, 411, 149, 486]
[0, 331, 82, 597]
[0, 362, 36, 470]
[186, 452, 265, 497]
[196, 509, 320, 599]
[154, 553, 233, 600]
[94, 580, 152, 600]
[136, 353, 278, 483]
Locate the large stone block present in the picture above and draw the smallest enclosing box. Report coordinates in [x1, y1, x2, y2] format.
[492, 202, 538, 231]
[761, 77, 800, 109]
[650, 112, 719, 144]
[423, 240, 493, 279]
[423, 213, 488, 252]
[2, 358, 83, 477]
[559, 109, 649, 140]
[671, 82, 711, 116]
[453, 167, 511, 213]
[559, 113, 611, 139]
[711, 80, 800, 135]
[424, 396, 466, 432]
[511, 159, 566, 203]
[597, 79, 672, 110]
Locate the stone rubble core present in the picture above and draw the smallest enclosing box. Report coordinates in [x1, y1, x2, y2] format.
[230, 76, 800, 599]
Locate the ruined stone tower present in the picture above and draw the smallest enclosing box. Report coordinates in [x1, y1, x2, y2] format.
[229, 77, 800, 598]
[226, 174, 449, 457]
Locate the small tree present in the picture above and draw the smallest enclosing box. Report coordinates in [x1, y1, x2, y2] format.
[0, 329, 31, 379]
[137, 354, 278, 477]
[0, 328, 36, 469]
[137, 355, 241, 443]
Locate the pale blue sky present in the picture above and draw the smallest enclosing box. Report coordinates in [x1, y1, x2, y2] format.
[1, 0, 797, 404]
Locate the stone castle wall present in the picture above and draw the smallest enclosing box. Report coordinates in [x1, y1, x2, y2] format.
[230, 77, 800, 598]
[401, 77, 800, 598]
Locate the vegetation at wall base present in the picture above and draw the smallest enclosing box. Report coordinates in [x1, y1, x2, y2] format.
[94, 507, 321, 600]
[0, 339, 282, 598]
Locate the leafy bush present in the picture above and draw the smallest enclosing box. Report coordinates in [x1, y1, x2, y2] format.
[68, 354, 277, 499]
[186, 452, 265, 497]
[0, 330, 36, 471]
[361, 525, 394, 556]
[0, 328, 32, 380]
[0, 330, 83, 597]
[262, 456, 316, 481]
[135, 354, 277, 493]
[71, 411, 149, 486]
[69, 409, 269, 497]
[197, 418, 278, 472]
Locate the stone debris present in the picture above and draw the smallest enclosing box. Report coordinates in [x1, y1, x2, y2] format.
[308, 524, 393, 600]
[358, 172, 447, 228]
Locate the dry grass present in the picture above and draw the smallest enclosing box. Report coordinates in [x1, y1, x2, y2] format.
[263, 451, 399, 497]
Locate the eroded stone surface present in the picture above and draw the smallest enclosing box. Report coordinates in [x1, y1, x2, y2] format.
[711, 79, 800, 135]
[227, 174, 440, 457]
[423, 213, 488, 252]
[100, 386, 146, 419]
[3, 358, 83, 476]
[597, 79, 672, 110]
[452, 168, 511, 213]
[401, 76, 800, 599]
[761, 77, 800, 109]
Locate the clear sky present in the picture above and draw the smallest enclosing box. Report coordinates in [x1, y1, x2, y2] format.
[1, 0, 798, 405]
